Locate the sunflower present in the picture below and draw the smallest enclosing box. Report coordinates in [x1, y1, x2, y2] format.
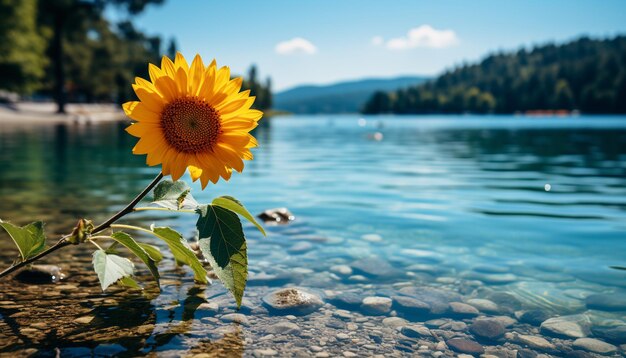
[123, 53, 262, 188]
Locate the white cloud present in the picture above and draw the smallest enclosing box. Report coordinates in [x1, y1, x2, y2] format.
[386, 25, 458, 50]
[275, 37, 317, 55]
[371, 36, 384, 46]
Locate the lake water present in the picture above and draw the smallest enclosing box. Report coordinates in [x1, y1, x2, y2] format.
[0, 115, 625, 356]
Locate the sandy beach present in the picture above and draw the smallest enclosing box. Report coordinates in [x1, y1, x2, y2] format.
[0, 102, 127, 125]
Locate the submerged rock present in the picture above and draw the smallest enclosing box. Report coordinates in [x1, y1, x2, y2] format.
[400, 325, 431, 338]
[470, 319, 505, 340]
[264, 321, 301, 335]
[328, 292, 363, 310]
[448, 302, 480, 317]
[508, 333, 556, 352]
[466, 298, 500, 314]
[446, 338, 484, 355]
[350, 257, 399, 278]
[572, 338, 618, 355]
[361, 296, 392, 315]
[540, 314, 590, 338]
[591, 324, 626, 344]
[585, 293, 626, 312]
[397, 286, 461, 315]
[519, 310, 552, 326]
[392, 296, 430, 316]
[257, 208, 295, 225]
[262, 288, 323, 315]
[15, 265, 65, 284]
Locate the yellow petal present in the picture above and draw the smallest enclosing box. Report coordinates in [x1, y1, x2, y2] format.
[149, 63, 165, 83]
[133, 134, 164, 155]
[135, 77, 157, 93]
[188, 165, 203, 181]
[170, 152, 189, 181]
[175, 67, 188, 96]
[222, 108, 263, 121]
[125, 122, 159, 137]
[174, 52, 189, 72]
[154, 76, 178, 101]
[161, 56, 176, 77]
[123, 101, 160, 123]
[214, 144, 245, 172]
[188, 54, 205, 95]
[132, 85, 165, 113]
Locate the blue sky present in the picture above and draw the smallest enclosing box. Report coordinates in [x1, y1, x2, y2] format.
[108, 0, 626, 91]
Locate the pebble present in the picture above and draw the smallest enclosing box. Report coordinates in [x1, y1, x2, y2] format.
[361, 296, 392, 315]
[329, 292, 362, 310]
[220, 313, 249, 325]
[400, 325, 431, 338]
[336, 333, 350, 341]
[540, 314, 590, 338]
[253, 349, 278, 357]
[329, 265, 353, 276]
[449, 302, 480, 317]
[342, 352, 357, 357]
[572, 338, 618, 355]
[466, 298, 499, 313]
[197, 302, 219, 313]
[262, 288, 323, 315]
[519, 310, 551, 326]
[351, 257, 398, 278]
[332, 309, 354, 320]
[73, 316, 94, 324]
[392, 296, 430, 315]
[585, 293, 626, 312]
[470, 319, 505, 340]
[591, 325, 626, 344]
[382, 317, 407, 328]
[446, 338, 485, 355]
[264, 321, 301, 335]
[508, 333, 556, 352]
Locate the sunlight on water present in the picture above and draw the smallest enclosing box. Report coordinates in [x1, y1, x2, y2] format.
[0, 115, 625, 355]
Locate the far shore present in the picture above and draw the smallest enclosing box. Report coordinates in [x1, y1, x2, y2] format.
[0, 102, 127, 125]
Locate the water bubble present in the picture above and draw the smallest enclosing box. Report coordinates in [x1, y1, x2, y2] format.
[373, 132, 383, 141]
[358, 118, 367, 127]
[544, 184, 551, 191]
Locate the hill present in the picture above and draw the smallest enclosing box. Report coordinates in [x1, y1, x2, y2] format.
[363, 36, 626, 114]
[274, 76, 428, 114]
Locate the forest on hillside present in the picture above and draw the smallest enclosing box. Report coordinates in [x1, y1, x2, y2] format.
[363, 36, 626, 114]
[0, 0, 271, 112]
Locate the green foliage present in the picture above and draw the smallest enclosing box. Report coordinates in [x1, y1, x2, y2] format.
[92, 250, 134, 291]
[212, 196, 266, 236]
[242, 65, 272, 111]
[0, 0, 47, 94]
[0, 220, 46, 261]
[196, 205, 248, 307]
[110, 232, 159, 286]
[363, 36, 626, 114]
[199, 238, 247, 309]
[152, 180, 196, 209]
[138, 243, 163, 263]
[150, 226, 208, 284]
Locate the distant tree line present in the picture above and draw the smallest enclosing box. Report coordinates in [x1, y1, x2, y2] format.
[0, 0, 272, 113]
[363, 36, 626, 114]
[242, 65, 272, 111]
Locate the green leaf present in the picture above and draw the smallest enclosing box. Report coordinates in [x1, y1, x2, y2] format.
[118, 276, 141, 289]
[152, 180, 198, 210]
[110, 232, 160, 286]
[92, 250, 134, 291]
[212, 196, 266, 236]
[138, 243, 164, 263]
[199, 238, 247, 309]
[196, 205, 248, 307]
[0, 220, 46, 260]
[150, 227, 208, 284]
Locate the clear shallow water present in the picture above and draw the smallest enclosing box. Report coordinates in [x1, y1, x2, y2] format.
[0, 115, 625, 356]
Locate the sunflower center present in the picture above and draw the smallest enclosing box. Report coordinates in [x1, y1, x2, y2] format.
[160, 97, 221, 153]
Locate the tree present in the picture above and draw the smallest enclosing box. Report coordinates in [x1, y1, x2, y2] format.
[37, 0, 164, 113]
[0, 0, 47, 95]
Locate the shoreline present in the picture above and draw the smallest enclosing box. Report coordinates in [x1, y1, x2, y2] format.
[0, 102, 127, 125]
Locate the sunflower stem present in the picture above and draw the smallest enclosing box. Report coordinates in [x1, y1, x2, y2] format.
[0, 173, 164, 279]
